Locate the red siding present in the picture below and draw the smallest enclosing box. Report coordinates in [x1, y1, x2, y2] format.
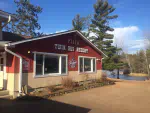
[6, 33, 102, 73]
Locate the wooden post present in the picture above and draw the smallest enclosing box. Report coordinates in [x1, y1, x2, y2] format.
[117, 68, 119, 79]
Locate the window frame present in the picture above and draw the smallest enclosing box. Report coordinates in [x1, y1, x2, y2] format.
[33, 52, 68, 78]
[78, 56, 97, 74]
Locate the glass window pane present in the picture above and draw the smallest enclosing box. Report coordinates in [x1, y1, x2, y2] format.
[36, 54, 43, 75]
[61, 56, 67, 74]
[84, 58, 91, 72]
[93, 59, 96, 72]
[79, 57, 83, 72]
[44, 55, 59, 74]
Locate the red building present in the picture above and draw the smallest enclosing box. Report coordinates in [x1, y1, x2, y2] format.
[0, 10, 107, 98]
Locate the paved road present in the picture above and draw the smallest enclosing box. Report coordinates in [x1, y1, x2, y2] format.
[52, 80, 150, 113]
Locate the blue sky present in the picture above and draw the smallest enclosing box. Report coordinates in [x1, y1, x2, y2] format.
[0, 0, 150, 53]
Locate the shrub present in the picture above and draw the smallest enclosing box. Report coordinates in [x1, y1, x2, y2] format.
[101, 72, 107, 82]
[46, 85, 56, 92]
[61, 77, 74, 89]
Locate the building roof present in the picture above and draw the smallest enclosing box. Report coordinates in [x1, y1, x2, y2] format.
[2, 31, 25, 42]
[0, 10, 16, 22]
[5, 30, 107, 57]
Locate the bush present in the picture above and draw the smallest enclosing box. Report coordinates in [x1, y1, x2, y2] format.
[46, 86, 56, 92]
[61, 77, 74, 89]
[101, 72, 107, 82]
[123, 68, 130, 75]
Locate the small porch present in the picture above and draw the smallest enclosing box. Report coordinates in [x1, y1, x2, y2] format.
[0, 44, 16, 99]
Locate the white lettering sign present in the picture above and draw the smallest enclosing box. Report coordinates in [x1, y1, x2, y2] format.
[68, 39, 79, 45]
[68, 46, 74, 51]
[76, 47, 88, 53]
[54, 44, 88, 53]
[54, 44, 66, 50]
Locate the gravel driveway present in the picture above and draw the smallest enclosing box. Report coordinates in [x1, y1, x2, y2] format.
[52, 80, 150, 113]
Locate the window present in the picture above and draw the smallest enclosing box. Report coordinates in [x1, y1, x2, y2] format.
[34, 52, 67, 77]
[93, 59, 96, 72]
[79, 57, 83, 73]
[84, 58, 91, 71]
[79, 56, 96, 73]
[36, 55, 43, 75]
[61, 56, 67, 74]
[44, 55, 59, 74]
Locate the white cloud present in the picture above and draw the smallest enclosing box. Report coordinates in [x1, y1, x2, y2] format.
[108, 26, 145, 53]
[55, 30, 66, 33]
[89, 26, 145, 53]
[130, 39, 146, 49]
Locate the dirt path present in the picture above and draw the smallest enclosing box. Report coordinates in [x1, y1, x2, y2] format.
[52, 80, 150, 113]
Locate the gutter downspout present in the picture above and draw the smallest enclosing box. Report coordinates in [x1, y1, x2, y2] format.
[5, 46, 22, 96]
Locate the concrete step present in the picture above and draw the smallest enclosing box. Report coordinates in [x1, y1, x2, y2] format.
[0, 90, 9, 96]
[0, 95, 12, 99]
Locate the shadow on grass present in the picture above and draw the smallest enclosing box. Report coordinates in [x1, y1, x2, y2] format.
[0, 96, 91, 113]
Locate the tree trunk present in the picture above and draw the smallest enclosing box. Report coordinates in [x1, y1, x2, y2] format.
[125, 53, 132, 73]
[117, 68, 120, 79]
[145, 51, 150, 76]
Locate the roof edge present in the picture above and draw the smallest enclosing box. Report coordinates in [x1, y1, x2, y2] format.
[75, 30, 107, 57]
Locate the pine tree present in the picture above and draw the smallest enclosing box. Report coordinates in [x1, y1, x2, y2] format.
[89, 0, 123, 71]
[5, 0, 42, 37]
[72, 14, 86, 31]
[89, 0, 118, 57]
[72, 14, 91, 37]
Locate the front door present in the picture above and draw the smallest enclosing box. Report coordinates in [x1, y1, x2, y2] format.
[0, 57, 4, 89]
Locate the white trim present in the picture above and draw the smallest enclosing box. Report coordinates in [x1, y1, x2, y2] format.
[78, 56, 97, 74]
[6, 30, 76, 46]
[33, 51, 68, 57]
[34, 73, 68, 78]
[94, 58, 97, 73]
[0, 14, 9, 20]
[91, 59, 93, 72]
[59, 56, 62, 74]
[78, 56, 96, 59]
[5, 30, 107, 57]
[34, 52, 68, 78]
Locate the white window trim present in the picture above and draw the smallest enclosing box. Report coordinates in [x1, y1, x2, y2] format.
[33, 52, 68, 78]
[78, 56, 97, 74]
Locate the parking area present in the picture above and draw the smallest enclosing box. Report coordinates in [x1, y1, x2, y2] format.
[52, 80, 150, 113]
